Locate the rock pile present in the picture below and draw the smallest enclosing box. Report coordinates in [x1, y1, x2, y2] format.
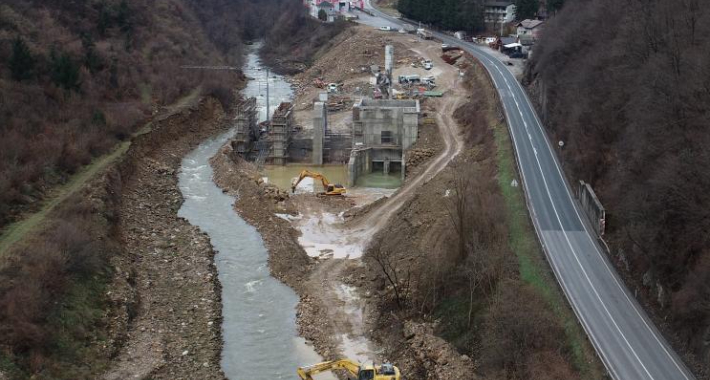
[401, 321, 477, 379]
[406, 148, 437, 174]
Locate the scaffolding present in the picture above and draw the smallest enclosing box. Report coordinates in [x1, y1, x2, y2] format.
[267, 102, 293, 165]
[234, 98, 259, 160]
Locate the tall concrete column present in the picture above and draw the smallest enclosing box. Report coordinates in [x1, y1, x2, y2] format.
[312, 102, 326, 165]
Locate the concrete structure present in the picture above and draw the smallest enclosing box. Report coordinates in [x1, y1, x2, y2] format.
[232, 99, 294, 166]
[348, 99, 420, 185]
[268, 103, 293, 165]
[484, 1, 516, 24]
[233, 97, 259, 161]
[312, 102, 326, 165]
[577, 180, 606, 236]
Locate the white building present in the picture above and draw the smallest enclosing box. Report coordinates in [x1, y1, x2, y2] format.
[484, 1, 516, 24]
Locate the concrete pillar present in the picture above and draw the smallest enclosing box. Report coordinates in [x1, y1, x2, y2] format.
[313, 102, 326, 165]
[383, 157, 390, 175]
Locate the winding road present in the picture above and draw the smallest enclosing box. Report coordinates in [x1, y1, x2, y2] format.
[357, 2, 696, 380]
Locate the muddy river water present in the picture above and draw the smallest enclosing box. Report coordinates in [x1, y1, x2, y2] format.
[177, 49, 334, 379]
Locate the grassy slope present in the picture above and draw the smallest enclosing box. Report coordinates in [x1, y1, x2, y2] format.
[0, 87, 202, 258]
[488, 75, 604, 379]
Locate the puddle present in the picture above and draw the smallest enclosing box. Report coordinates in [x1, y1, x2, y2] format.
[356, 171, 402, 188]
[297, 212, 366, 259]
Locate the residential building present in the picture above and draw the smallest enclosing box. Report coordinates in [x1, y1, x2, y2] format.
[484, 1, 516, 24]
[516, 19, 544, 40]
[305, 0, 354, 19]
[316, 1, 337, 22]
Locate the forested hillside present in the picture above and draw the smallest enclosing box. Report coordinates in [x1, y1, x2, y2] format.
[394, 0, 565, 32]
[396, 0, 485, 32]
[530, 0, 710, 367]
[0, 0, 342, 229]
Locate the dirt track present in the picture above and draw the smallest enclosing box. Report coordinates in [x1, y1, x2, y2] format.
[284, 35, 469, 367]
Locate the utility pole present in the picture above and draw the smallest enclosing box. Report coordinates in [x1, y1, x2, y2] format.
[265, 68, 270, 123]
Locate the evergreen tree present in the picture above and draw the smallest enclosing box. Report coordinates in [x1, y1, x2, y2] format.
[9, 37, 35, 82]
[318, 9, 328, 21]
[515, 0, 539, 20]
[396, 0, 484, 32]
[82, 33, 103, 73]
[50, 48, 81, 91]
[547, 0, 564, 13]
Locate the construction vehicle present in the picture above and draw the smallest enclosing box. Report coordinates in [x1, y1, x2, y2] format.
[291, 170, 347, 196]
[297, 359, 400, 380]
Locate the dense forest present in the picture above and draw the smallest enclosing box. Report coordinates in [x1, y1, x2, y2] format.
[396, 0, 485, 32]
[394, 0, 564, 32]
[0, 0, 342, 229]
[531, 0, 710, 367]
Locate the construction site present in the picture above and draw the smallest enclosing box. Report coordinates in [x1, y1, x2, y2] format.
[229, 26, 466, 192]
[205, 24, 480, 379]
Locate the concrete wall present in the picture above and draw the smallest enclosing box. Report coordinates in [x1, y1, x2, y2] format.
[348, 148, 371, 187]
[324, 133, 352, 163]
[313, 102, 326, 165]
[577, 180, 606, 236]
[352, 99, 419, 150]
[288, 138, 313, 163]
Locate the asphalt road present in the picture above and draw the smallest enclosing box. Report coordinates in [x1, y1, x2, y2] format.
[357, 3, 696, 380]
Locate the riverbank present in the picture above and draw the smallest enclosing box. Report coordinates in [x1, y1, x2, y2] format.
[104, 96, 230, 380]
[0, 95, 232, 380]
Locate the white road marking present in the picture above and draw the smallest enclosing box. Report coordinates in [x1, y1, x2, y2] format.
[363, 7, 693, 379]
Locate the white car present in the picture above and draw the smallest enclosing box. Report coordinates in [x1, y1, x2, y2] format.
[378, 26, 392, 31]
[423, 60, 433, 70]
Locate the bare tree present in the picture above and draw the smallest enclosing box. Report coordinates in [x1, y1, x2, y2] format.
[371, 248, 415, 309]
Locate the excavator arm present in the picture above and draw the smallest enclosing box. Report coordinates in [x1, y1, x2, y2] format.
[291, 170, 346, 196]
[291, 170, 331, 192]
[297, 359, 361, 380]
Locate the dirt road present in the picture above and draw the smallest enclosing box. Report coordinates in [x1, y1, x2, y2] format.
[208, 29, 470, 373]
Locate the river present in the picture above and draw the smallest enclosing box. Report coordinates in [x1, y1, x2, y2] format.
[177, 48, 333, 379]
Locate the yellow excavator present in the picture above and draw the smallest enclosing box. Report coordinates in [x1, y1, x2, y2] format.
[297, 359, 400, 380]
[291, 170, 347, 196]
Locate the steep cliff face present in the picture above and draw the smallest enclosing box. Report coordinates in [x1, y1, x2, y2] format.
[530, 0, 710, 370]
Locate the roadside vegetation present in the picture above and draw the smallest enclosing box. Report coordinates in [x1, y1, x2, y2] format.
[367, 60, 600, 379]
[530, 0, 710, 371]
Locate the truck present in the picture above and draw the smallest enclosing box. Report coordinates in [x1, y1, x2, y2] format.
[416, 28, 433, 40]
[398, 74, 421, 84]
[401, 24, 416, 34]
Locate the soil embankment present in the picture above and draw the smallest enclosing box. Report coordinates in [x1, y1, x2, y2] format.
[211, 150, 351, 360]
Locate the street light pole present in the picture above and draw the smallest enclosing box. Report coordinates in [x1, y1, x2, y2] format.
[266, 68, 270, 123]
